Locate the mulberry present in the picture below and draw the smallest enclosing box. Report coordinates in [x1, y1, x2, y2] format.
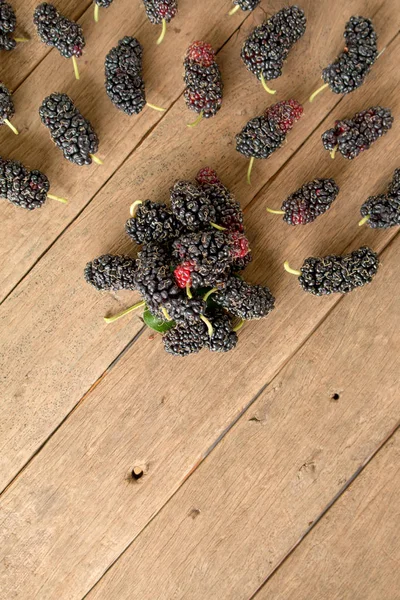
[231, 0, 260, 14]
[0, 157, 54, 210]
[39, 93, 100, 167]
[285, 246, 379, 295]
[141, 0, 177, 44]
[126, 199, 183, 245]
[267, 178, 339, 225]
[236, 99, 303, 183]
[311, 16, 378, 102]
[173, 230, 250, 289]
[0, 0, 16, 50]
[33, 3, 85, 78]
[170, 180, 216, 231]
[84, 254, 137, 291]
[322, 106, 393, 160]
[94, 0, 113, 22]
[163, 319, 208, 356]
[196, 167, 244, 232]
[241, 6, 306, 94]
[213, 276, 275, 320]
[184, 41, 223, 126]
[359, 169, 400, 228]
[207, 310, 238, 353]
[105, 37, 146, 115]
[0, 83, 18, 134]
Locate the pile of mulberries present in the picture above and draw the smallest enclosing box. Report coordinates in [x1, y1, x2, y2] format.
[322, 16, 378, 95]
[33, 3, 85, 59]
[0, 0, 16, 50]
[322, 106, 393, 160]
[360, 169, 400, 228]
[85, 169, 275, 357]
[105, 37, 146, 115]
[184, 41, 223, 122]
[241, 6, 306, 89]
[290, 247, 379, 295]
[268, 178, 340, 225]
[39, 93, 100, 166]
[0, 157, 50, 210]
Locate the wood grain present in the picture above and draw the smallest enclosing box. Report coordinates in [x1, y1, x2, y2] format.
[0, 0, 397, 491]
[255, 429, 400, 600]
[0, 0, 250, 299]
[86, 235, 400, 600]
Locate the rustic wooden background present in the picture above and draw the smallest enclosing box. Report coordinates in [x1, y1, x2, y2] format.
[0, 0, 399, 598]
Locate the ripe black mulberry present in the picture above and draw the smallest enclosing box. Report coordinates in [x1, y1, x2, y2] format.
[184, 41, 223, 123]
[39, 93, 100, 166]
[142, 0, 177, 24]
[105, 37, 146, 115]
[232, 0, 260, 12]
[196, 167, 244, 232]
[0, 83, 15, 128]
[163, 319, 208, 356]
[0, 157, 50, 210]
[241, 6, 306, 92]
[213, 276, 275, 319]
[126, 199, 183, 245]
[322, 106, 393, 160]
[33, 3, 85, 59]
[360, 169, 400, 228]
[207, 310, 238, 352]
[170, 180, 216, 231]
[84, 254, 137, 291]
[0, 0, 16, 50]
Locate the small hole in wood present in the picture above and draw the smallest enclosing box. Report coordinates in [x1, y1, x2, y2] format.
[131, 467, 144, 480]
[331, 393, 340, 401]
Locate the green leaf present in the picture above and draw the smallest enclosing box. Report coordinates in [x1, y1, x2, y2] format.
[143, 308, 176, 333]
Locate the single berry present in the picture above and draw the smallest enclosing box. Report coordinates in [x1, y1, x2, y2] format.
[232, 0, 260, 12]
[213, 276, 275, 319]
[84, 255, 137, 291]
[39, 93, 100, 166]
[241, 6, 306, 87]
[0, 157, 50, 210]
[184, 41, 223, 121]
[196, 167, 244, 232]
[272, 178, 340, 225]
[294, 247, 380, 295]
[322, 16, 378, 95]
[34, 3, 85, 58]
[170, 180, 216, 231]
[206, 309, 238, 353]
[0, 0, 16, 50]
[126, 199, 183, 245]
[163, 319, 208, 356]
[322, 106, 393, 160]
[0, 83, 14, 127]
[142, 0, 177, 24]
[105, 37, 146, 115]
[360, 169, 400, 228]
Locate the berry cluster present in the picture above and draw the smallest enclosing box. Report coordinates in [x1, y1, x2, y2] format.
[85, 169, 275, 357]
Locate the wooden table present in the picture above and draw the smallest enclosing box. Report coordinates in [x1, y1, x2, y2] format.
[1, 0, 399, 598]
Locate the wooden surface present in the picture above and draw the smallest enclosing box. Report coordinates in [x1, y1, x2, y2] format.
[0, 1, 399, 599]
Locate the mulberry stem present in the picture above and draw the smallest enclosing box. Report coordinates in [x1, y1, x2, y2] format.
[14, 37, 30, 43]
[48, 193, 68, 204]
[232, 318, 244, 332]
[260, 74, 276, 95]
[284, 261, 301, 276]
[358, 215, 370, 226]
[161, 306, 172, 321]
[210, 221, 227, 231]
[157, 18, 167, 45]
[72, 55, 80, 80]
[94, 4, 99, 22]
[104, 300, 146, 323]
[330, 146, 338, 159]
[90, 154, 103, 165]
[228, 4, 240, 15]
[147, 102, 166, 112]
[309, 82, 329, 103]
[203, 287, 218, 302]
[4, 118, 18, 135]
[200, 314, 214, 338]
[186, 282, 193, 299]
[247, 157, 255, 185]
[129, 200, 143, 217]
[187, 111, 203, 128]
[266, 207, 285, 215]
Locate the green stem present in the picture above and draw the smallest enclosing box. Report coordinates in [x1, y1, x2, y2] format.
[260, 74, 276, 95]
[90, 154, 103, 165]
[104, 300, 145, 323]
[266, 207, 285, 215]
[48, 193, 68, 204]
[4, 118, 19, 135]
[200, 314, 214, 338]
[156, 18, 167, 45]
[228, 4, 240, 15]
[358, 215, 371, 227]
[129, 200, 143, 217]
[187, 111, 203, 128]
[330, 146, 338, 160]
[210, 221, 227, 231]
[247, 157, 255, 185]
[186, 282, 193, 299]
[203, 287, 218, 302]
[94, 3, 99, 22]
[309, 82, 329, 103]
[161, 306, 172, 321]
[284, 261, 301, 276]
[232, 318, 245, 332]
[147, 102, 166, 112]
[72, 55, 80, 80]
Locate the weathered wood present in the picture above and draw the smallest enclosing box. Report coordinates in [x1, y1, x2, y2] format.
[0, 0, 397, 492]
[255, 429, 400, 600]
[0, 0, 250, 300]
[86, 236, 400, 600]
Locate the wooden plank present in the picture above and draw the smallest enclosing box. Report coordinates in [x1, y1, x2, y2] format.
[0, 0, 397, 490]
[255, 429, 400, 600]
[1, 1, 92, 91]
[86, 237, 400, 600]
[0, 0, 250, 300]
